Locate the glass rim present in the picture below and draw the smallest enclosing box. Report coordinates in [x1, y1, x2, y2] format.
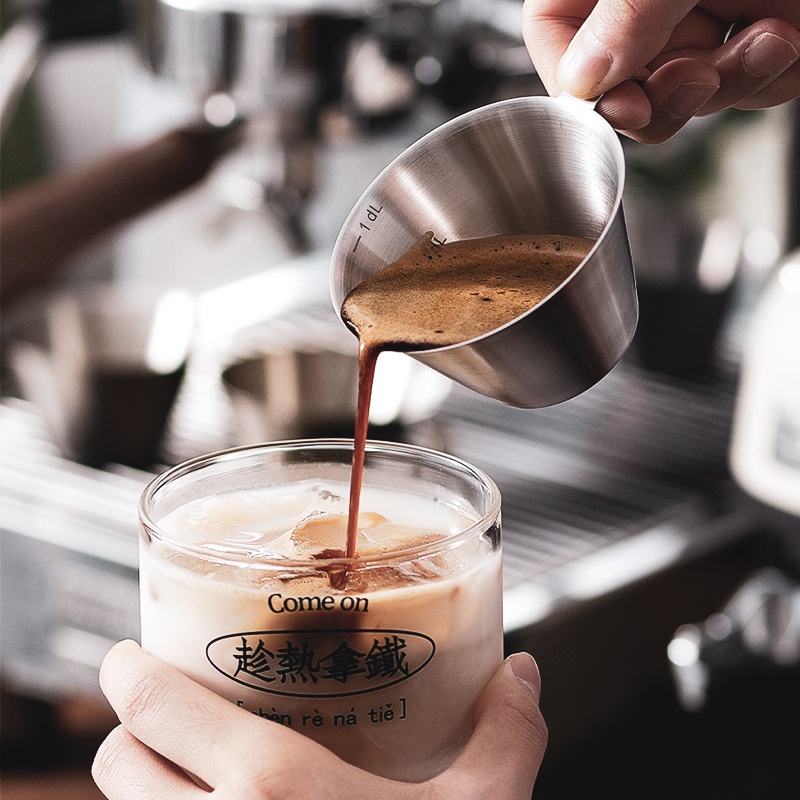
[139, 438, 501, 569]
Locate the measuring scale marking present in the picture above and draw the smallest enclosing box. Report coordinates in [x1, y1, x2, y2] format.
[351, 203, 384, 253]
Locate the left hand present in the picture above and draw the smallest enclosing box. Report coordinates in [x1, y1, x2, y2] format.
[92, 640, 547, 799]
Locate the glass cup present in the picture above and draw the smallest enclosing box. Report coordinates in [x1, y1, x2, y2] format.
[138, 439, 502, 782]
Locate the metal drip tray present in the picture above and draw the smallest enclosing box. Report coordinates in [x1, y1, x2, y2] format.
[0, 358, 759, 700]
[0, 400, 145, 697]
[439, 369, 759, 632]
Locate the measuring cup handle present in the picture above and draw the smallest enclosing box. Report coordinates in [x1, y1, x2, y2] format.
[557, 91, 600, 111]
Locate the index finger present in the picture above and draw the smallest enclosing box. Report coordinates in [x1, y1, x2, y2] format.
[522, 0, 597, 93]
[523, 0, 698, 96]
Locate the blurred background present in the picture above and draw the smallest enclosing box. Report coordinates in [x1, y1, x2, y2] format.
[1, 1, 799, 797]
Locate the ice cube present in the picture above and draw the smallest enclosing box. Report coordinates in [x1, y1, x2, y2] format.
[357, 512, 387, 529]
[289, 511, 393, 556]
[359, 520, 442, 554]
[180, 491, 292, 541]
[290, 513, 349, 552]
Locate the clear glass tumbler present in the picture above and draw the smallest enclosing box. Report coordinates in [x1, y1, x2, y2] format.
[138, 439, 502, 782]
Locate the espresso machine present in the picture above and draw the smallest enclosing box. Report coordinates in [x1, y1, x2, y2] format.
[122, 0, 533, 270]
[2, 2, 799, 789]
[2, 0, 533, 294]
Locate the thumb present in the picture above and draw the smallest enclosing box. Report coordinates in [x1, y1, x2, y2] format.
[437, 653, 547, 799]
[556, 0, 697, 97]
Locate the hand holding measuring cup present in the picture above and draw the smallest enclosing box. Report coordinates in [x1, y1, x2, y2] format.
[523, 0, 800, 143]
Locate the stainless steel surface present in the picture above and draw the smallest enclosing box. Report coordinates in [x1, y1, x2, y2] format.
[135, 0, 360, 255]
[220, 303, 452, 442]
[136, 0, 363, 119]
[135, 0, 484, 117]
[4, 284, 195, 467]
[223, 348, 360, 442]
[130, 0, 542, 268]
[330, 95, 638, 408]
[442, 370, 755, 631]
[668, 568, 800, 712]
[0, 399, 144, 698]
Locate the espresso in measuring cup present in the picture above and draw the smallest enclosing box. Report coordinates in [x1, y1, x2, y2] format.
[341, 232, 593, 350]
[339, 232, 594, 559]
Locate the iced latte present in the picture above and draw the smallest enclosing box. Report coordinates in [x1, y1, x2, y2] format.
[139, 440, 502, 782]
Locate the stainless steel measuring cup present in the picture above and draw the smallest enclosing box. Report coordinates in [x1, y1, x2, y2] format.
[330, 95, 637, 408]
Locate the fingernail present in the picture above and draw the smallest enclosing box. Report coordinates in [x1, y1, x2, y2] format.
[509, 652, 541, 701]
[665, 80, 719, 120]
[557, 27, 612, 95]
[743, 32, 799, 77]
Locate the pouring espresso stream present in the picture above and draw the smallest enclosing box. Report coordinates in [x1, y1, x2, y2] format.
[340, 232, 594, 560]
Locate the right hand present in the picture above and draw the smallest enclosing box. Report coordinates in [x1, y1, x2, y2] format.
[522, 0, 800, 142]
